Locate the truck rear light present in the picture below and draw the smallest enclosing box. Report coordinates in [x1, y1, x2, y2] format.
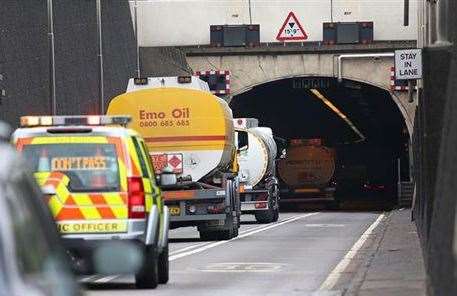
[207, 203, 225, 214]
[128, 177, 145, 219]
[188, 205, 197, 214]
[255, 193, 268, 209]
[255, 202, 267, 209]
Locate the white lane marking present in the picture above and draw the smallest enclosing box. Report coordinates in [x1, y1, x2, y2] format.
[305, 224, 345, 227]
[170, 242, 211, 256]
[79, 275, 99, 282]
[199, 262, 286, 273]
[169, 216, 300, 256]
[93, 275, 119, 283]
[319, 213, 385, 290]
[170, 213, 319, 261]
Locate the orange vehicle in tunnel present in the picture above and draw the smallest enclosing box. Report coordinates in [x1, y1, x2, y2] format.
[278, 139, 336, 202]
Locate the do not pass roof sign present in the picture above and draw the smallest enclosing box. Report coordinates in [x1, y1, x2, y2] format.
[276, 11, 308, 41]
[395, 49, 423, 80]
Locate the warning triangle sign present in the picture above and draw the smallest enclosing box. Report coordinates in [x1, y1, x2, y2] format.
[276, 11, 308, 41]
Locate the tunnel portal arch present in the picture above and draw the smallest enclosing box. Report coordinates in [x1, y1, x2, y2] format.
[228, 75, 412, 137]
[186, 53, 416, 136]
[228, 75, 412, 203]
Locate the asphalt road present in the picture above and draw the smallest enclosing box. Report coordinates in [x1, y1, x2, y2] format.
[83, 211, 381, 296]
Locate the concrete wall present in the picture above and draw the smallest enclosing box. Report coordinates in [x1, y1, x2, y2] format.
[413, 0, 457, 295]
[140, 47, 193, 76]
[186, 54, 416, 134]
[0, 0, 191, 128]
[0, 0, 136, 127]
[132, 0, 417, 46]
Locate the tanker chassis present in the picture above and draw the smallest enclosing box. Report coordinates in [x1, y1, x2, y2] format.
[235, 119, 280, 223]
[107, 76, 241, 240]
[239, 178, 279, 223]
[159, 172, 241, 240]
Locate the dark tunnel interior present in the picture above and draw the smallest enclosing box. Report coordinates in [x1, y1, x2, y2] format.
[230, 77, 410, 205]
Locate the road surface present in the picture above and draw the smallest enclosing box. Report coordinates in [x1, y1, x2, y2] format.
[84, 211, 382, 296]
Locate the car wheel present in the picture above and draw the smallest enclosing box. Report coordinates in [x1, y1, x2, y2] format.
[135, 246, 159, 289]
[158, 245, 169, 284]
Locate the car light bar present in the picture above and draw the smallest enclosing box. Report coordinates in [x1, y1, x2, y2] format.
[20, 115, 131, 127]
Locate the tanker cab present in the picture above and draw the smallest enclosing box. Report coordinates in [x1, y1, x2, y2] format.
[235, 130, 249, 152]
[235, 130, 249, 184]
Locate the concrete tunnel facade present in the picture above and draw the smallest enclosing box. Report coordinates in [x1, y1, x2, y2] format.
[186, 53, 416, 136]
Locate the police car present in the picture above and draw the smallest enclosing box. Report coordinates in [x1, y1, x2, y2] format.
[13, 115, 169, 289]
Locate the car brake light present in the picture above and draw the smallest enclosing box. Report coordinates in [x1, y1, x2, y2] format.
[128, 177, 145, 219]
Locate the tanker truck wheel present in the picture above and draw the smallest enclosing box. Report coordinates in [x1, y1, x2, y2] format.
[254, 199, 275, 224]
[272, 208, 279, 222]
[199, 217, 237, 241]
[218, 215, 237, 240]
[272, 193, 280, 222]
[199, 230, 219, 241]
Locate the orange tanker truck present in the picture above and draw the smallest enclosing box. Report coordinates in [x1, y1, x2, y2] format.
[107, 76, 241, 240]
[278, 139, 336, 202]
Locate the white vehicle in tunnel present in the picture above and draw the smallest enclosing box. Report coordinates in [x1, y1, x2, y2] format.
[235, 118, 280, 223]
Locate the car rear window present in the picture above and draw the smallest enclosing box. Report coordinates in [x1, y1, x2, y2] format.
[22, 143, 120, 192]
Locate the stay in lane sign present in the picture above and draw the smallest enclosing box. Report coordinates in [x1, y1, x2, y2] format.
[276, 11, 308, 41]
[394, 49, 423, 80]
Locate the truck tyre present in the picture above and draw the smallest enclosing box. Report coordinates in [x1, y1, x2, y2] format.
[136, 246, 159, 289]
[199, 230, 219, 241]
[273, 194, 280, 222]
[158, 245, 169, 284]
[217, 227, 234, 240]
[255, 208, 275, 223]
[255, 198, 275, 224]
[232, 221, 239, 237]
[233, 202, 241, 237]
[218, 214, 237, 240]
[273, 208, 279, 222]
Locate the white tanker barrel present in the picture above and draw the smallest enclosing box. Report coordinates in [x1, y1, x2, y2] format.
[238, 127, 278, 187]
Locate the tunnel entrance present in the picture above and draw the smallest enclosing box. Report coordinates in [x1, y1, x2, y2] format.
[230, 77, 410, 207]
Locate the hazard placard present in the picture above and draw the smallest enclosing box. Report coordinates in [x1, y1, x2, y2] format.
[276, 12, 308, 41]
[151, 153, 183, 174]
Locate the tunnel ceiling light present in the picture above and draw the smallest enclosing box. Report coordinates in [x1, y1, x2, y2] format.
[310, 89, 366, 142]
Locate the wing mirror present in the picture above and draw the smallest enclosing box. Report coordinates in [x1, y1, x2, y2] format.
[160, 167, 177, 186]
